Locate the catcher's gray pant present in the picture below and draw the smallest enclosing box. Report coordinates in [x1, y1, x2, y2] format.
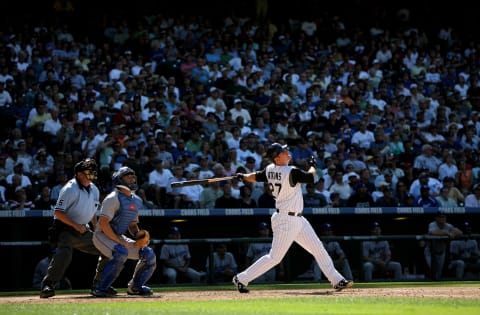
[93, 232, 157, 290]
[236, 212, 345, 286]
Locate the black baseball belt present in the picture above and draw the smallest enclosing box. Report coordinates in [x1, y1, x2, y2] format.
[276, 209, 303, 217]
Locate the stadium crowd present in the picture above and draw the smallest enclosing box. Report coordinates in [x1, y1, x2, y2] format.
[0, 2, 480, 214]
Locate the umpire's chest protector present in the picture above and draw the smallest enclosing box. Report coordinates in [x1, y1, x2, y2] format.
[110, 191, 142, 235]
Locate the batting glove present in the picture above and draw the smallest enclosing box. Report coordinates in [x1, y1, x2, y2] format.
[307, 156, 317, 168]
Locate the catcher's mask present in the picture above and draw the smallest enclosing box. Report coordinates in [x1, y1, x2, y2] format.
[74, 158, 98, 181]
[112, 166, 138, 191]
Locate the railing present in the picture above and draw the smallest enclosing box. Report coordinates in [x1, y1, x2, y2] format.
[1, 206, 479, 218]
[3, 234, 479, 286]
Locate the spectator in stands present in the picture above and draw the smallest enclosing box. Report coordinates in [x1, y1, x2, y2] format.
[408, 171, 442, 199]
[442, 176, 465, 206]
[5, 170, 24, 201]
[362, 222, 402, 282]
[239, 185, 257, 208]
[136, 188, 157, 209]
[347, 182, 374, 208]
[257, 182, 276, 208]
[437, 153, 458, 182]
[167, 165, 186, 208]
[147, 159, 172, 208]
[342, 150, 366, 173]
[464, 183, 480, 207]
[423, 211, 462, 280]
[374, 169, 398, 191]
[416, 185, 440, 207]
[342, 163, 360, 185]
[413, 144, 441, 176]
[456, 159, 474, 196]
[314, 177, 332, 204]
[33, 185, 55, 210]
[448, 222, 480, 280]
[351, 122, 375, 151]
[215, 182, 241, 208]
[374, 185, 399, 207]
[12, 139, 34, 175]
[303, 182, 327, 208]
[9, 186, 35, 210]
[435, 186, 458, 207]
[31, 149, 54, 188]
[159, 226, 205, 284]
[329, 170, 353, 206]
[291, 138, 314, 167]
[327, 192, 341, 207]
[199, 178, 223, 208]
[206, 243, 238, 283]
[177, 171, 202, 209]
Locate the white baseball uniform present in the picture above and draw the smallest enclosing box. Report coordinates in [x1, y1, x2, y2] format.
[236, 163, 346, 286]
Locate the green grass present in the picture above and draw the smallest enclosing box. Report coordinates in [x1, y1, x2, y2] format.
[3, 298, 479, 315]
[1, 282, 479, 315]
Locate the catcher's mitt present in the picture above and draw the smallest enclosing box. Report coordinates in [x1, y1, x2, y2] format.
[134, 229, 150, 248]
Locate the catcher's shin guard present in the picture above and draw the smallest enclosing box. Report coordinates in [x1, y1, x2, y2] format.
[130, 247, 156, 288]
[95, 245, 128, 291]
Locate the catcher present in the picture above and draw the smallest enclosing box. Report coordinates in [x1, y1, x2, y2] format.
[91, 166, 156, 297]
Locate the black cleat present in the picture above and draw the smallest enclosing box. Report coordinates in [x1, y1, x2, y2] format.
[40, 285, 55, 298]
[91, 288, 117, 298]
[232, 276, 249, 293]
[334, 279, 353, 291]
[127, 285, 153, 296]
[107, 286, 118, 296]
[91, 286, 117, 297]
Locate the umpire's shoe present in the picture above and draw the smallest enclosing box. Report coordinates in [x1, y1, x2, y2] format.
[334, 279, 353, 291]
[40, 285, 55, 298]
[232, 275, 249, 293]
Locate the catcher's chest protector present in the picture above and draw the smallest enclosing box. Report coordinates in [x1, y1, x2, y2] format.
[111, 192, 142, 235]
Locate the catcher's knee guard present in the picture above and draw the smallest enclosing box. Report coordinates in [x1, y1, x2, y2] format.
[96, 245, 128, 290]
[130, 246, 156, 288]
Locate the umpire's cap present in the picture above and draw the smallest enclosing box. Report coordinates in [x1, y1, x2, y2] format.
[266, 142, 288, 159]
[74, 158, 98, 180]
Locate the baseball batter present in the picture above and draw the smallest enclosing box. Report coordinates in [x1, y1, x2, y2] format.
[233, 143, 353, 293]
[92, 166, 156, 297]
[40, 158, 104, 298]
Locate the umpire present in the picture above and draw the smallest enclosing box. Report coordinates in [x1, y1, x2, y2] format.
[40, 158, 104, 298]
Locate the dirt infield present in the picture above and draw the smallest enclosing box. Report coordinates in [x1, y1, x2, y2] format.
[1, 287, 478, 304]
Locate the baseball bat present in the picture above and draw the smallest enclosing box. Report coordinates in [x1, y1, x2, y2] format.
[171, 176, 236, 188]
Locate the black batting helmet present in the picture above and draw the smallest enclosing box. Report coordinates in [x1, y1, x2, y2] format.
[266, 143, 288, 159]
